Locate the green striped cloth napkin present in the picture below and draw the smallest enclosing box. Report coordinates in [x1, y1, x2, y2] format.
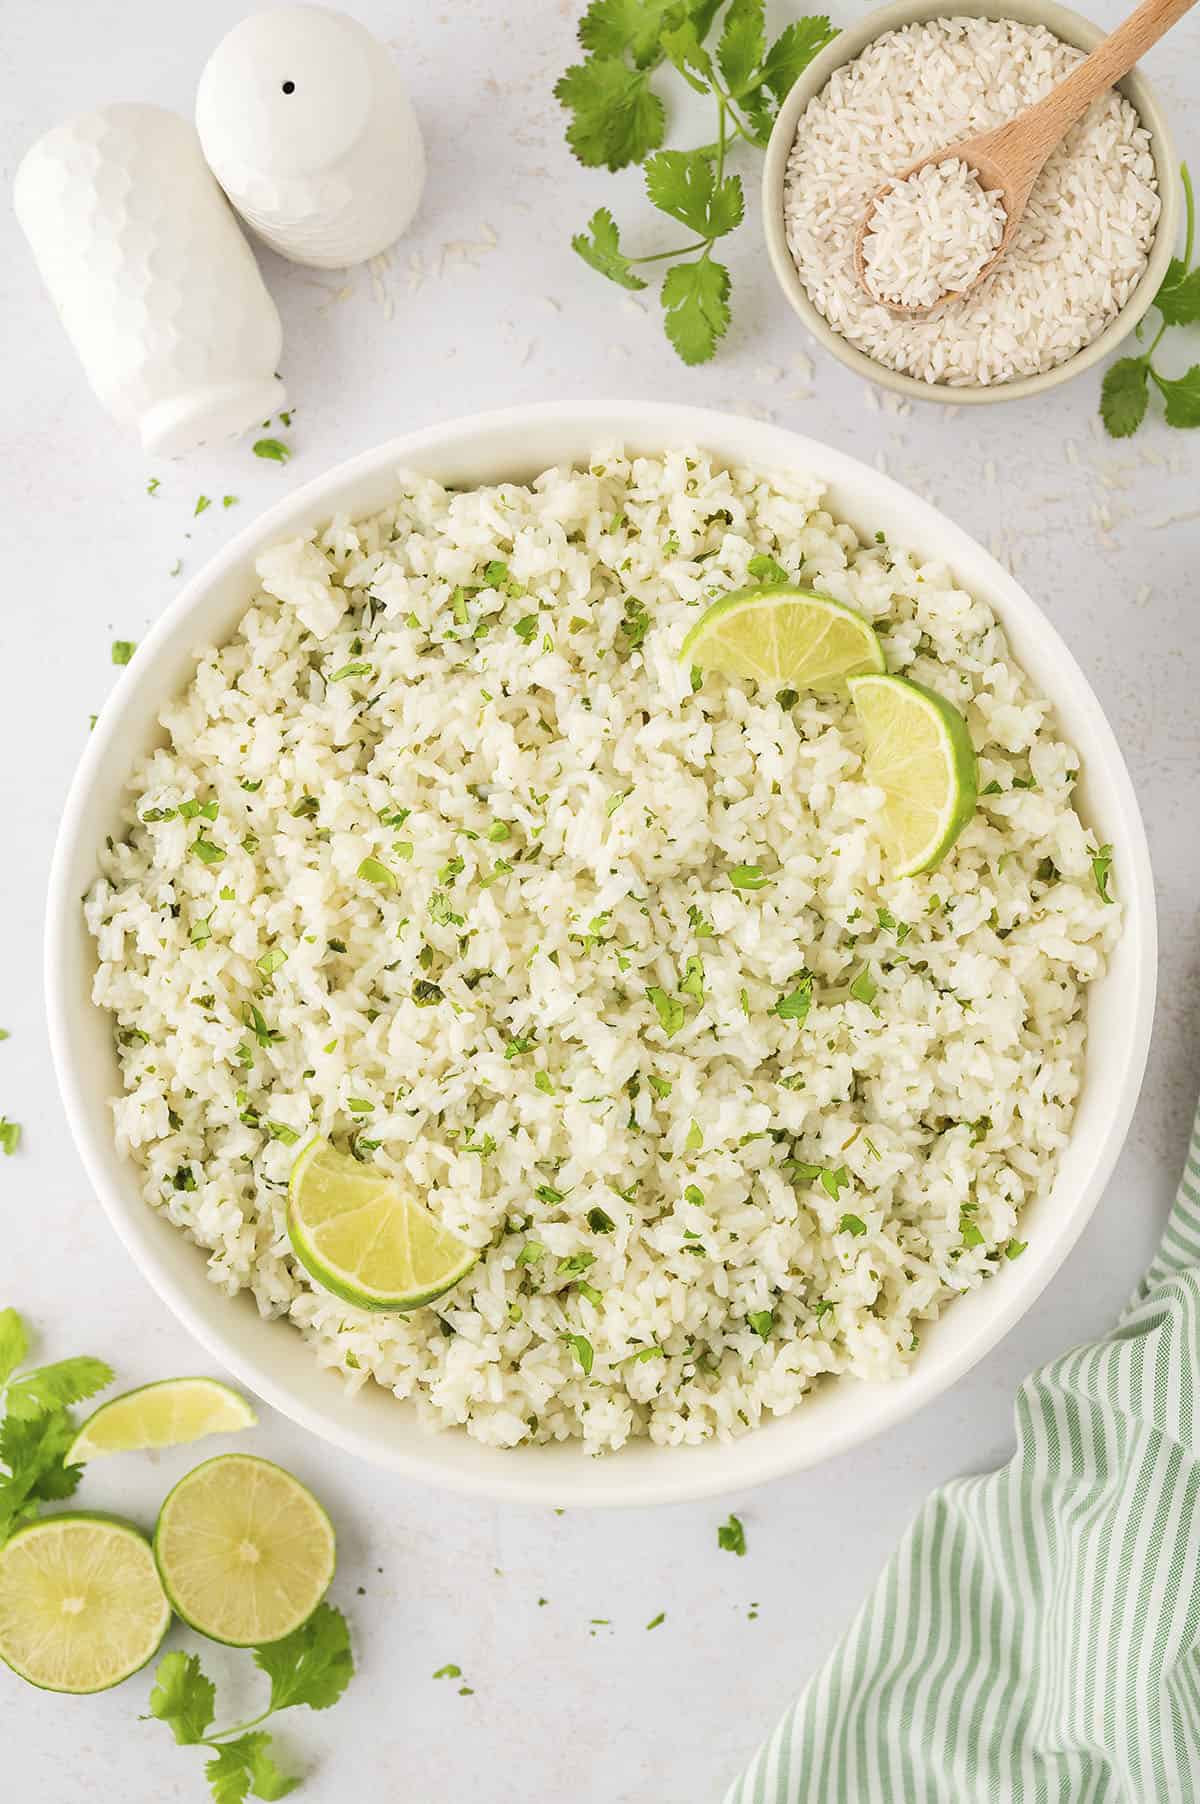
[728, 1108, 1200, 1803]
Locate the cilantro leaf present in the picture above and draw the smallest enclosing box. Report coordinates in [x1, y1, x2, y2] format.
[555, 57, 665, 170]
[646, 985, 686, 1037]
[645, 150, 743, 237]
[571, 207, 647, 290]
[1150, 364, 1200, 429]
[747, 553, 788, 585]
[0, 1308, 29, 1386]
[0, 1409, 82, 1538]
[1154, 258, 1200, 326]
[4, 1356, 113, 1421]
[252, 439, 290, 464]
[578, 0, 683, 66]
[757, 15, 836, 101]
[252, 1601, 354, 1714]
[148, 1650, 216, 1745]
[1100, 357, 1150, 438]
[661, 257, 731, 364]
[838, 1211, 867, 1235]
[718, 1512, 747, 1555]
[747, 1309, 774, 1340]
[774, 977, 812, 1025]
[205, 1733, 297, 1803]
[717, 0, 765, 96]
[564, 1333, 595, 1375]
[1092, 843, 1115, 903]
[662, 19, 714, 92]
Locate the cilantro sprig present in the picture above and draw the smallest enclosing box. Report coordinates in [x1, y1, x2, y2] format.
[557, 0, 836, 362]
[1101, 164, 1200, 437]
[146, 1602, 354, 1802]
[0, 1306, 113, 1543]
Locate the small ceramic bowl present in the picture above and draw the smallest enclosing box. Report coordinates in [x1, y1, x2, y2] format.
[762, 0, 1180, 405]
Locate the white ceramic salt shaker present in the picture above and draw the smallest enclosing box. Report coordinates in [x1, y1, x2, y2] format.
[13, 105, 285, 457]
[196, 5, 425, 270]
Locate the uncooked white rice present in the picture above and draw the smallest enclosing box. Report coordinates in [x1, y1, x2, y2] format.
[86, 449, 1120, 1454]
[862, 158, 1006, 312]
[784, 17, 1159, 386]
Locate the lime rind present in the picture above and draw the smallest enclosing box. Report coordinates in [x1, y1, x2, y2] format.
[681, 584, 885, 691]
[66, 1377, 256, 1464]
[848, 672, 978, 876]
[0, 1514, 170, 1693]
[287, 1138, 477, 1313]
[154, 1452, 335, 1647]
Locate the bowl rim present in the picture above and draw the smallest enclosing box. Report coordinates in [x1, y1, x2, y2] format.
[761, 0, 1180, 404]
[45, 400, 1157, 1506]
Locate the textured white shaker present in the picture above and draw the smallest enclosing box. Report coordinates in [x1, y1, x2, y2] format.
[195, 4, 425, 270]
[13, 105, 285, 457]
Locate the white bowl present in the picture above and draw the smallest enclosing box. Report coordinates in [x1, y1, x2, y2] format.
[46, 401, 1156, 1507]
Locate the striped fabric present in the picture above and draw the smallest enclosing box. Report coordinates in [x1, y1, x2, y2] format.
[729, 1106, 1200, 1804]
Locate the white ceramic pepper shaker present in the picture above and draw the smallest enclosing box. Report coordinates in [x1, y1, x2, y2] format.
[196, 4, 425, 270]
[13, 104, 285, 457]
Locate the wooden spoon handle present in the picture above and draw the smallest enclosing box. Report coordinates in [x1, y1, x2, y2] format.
[991, 0, 1197, 195]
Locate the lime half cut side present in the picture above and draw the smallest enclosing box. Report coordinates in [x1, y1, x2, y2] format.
[848, 672, 978, 876]
[0, 1514, 169, 1693]
[288, 1138, 477, 1312]
[154, 1453, 334, 1647]
[66, 1377, 256, 1465]
[681, 584, 885, 691]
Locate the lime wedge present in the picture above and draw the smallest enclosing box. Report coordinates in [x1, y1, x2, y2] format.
[287, 1138, 477, 1312]
[681, 584, 885, 690]
[848, 672, 978, 875]
[155, 1453, 334, 1646]
[0, 1514, 169, 1692]
[66, 1378, 256, 1464]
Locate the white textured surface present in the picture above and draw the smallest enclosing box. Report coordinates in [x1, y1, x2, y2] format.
[1, 2, 1198, 1800]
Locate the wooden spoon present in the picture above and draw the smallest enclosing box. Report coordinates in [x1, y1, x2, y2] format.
[853, 0, 1196, 320]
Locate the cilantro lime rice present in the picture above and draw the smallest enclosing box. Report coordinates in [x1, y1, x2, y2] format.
[86, 449, 1119, 1453]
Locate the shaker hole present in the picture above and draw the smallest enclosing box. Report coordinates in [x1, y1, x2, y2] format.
[281, 80, 296, 94]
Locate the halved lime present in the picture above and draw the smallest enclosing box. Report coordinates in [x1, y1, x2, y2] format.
[287, 1137, 477, 1312]
[154, 1453, 334, 1646]
[0, 1514, 169, 1692]
[66, 1377, 256, 1464]
[681, 584, 885, 690]
[848, 672, 978, 875]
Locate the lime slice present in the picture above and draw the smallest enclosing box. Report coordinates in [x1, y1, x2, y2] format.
[681, 584, 885, 691]
[848, 672, 978, 876]
[0, 1514, 169, 1692]
[287, 1138, 477, 1312]
[66, 1377, 256, 1464]
[155, 1453, 334, 1646]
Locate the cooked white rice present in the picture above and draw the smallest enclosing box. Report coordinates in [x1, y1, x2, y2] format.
[862, 158, 1005, 313]
[86, 449, 1120, 1454]
[784, 17, 1159, 386]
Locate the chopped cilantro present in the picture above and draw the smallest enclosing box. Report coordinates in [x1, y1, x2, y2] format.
[564, 1333, 594, 1375]
[747, 1310, 773, 1340]
[647, 986, 685, 1038]
[111, 640, 136, 665]
[0, 1118, 21, 1156]
[1005, 1238, 1028, 1260]
[717, 1514, 747, 1555]
[256, 948, 287, 977]
[1092, 844, 1115, 903]
[838, 1211, 867, 1236]
[774, 976, 812, 1024]
[191, 837, 225, 865]
[253, 437, 290, 462]
[587, 1206, 615, 1233]
[357, 856, 395, 890]
[730, 864, 769, 891]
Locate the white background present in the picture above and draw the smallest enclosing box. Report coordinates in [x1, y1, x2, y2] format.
[2, 2, 1199, 1800]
